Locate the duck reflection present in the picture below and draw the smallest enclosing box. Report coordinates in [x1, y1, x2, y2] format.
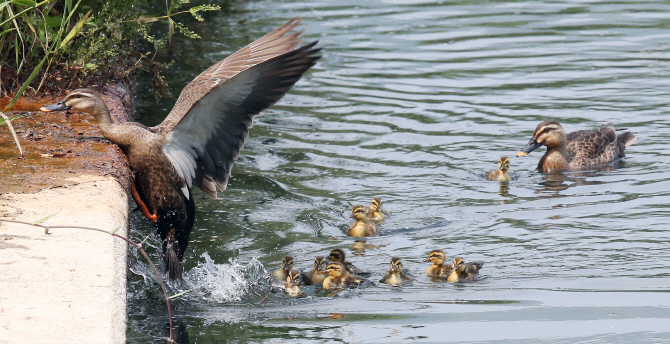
[537, 165, 616, 193]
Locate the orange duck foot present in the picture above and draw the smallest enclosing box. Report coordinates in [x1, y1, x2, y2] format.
[131, 176, 158, 222]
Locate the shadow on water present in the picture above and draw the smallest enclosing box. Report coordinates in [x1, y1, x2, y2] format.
[128, 0, 670, 342]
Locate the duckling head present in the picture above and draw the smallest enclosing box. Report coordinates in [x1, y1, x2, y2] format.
[40, 89, 106, 118]
[517, 121, 566, 157]
[329, 249, 346, 263]
[281, 256, 294, 271]
[349, 205, 368, 221]
[370, 198, 383, 212]
[389, 257, 403, 273]
[314, 256, 327, 271]
[326, 262, 345, 277]
[453, 256, 466, 273]
[287, 270, 301, 287]
[498, 156, 510, 171]
[423, 249, 446, 265]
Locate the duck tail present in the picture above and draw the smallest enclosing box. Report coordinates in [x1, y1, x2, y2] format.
[618, 131, 637, 148]
[163, 228, 183, 281]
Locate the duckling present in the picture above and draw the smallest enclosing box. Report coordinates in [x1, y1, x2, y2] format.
[368, 197, 387, 223]
[517, 121, 637, 173]
[272, 256, 299, 282]
[447, 256, 484, 282]
[486, 156, 512, 182]
[423, 249, 453, 278]
[329, 249, 370, 276]
[322, 262, 367, 290]
[284, 270, 306, 298]
[348, 205, 377, 237]
[379, 257, 412, 286]
[302, 256, 329, 286]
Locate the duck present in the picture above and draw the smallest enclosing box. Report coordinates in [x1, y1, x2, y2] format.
[39, 19, 320, 281]
[447, 257, 484, 282]
[516, 121, 637, 173]
[302, 256, 329, 286]
[348, 205, 377, 237]
[367, 197, 386, 223]
[272, 256, 299, 282]
[379, 257, 412, 286]
[486, 156, 512, 182]
[284, 270, 305, 298]
[322, 262, 367, 290]
[423, 249, 453, 278]
[329, 248, 370, 276]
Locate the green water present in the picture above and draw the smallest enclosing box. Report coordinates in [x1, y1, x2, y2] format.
[128, 0, 670, 343]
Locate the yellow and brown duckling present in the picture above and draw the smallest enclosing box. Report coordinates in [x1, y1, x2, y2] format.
[284, 270, 305, 298]
[348, 205, 377, 237]
[380, 257, 412, 286]
[367, 197, 387, 223]
[302, 256, 329, 286]
[486, 156, 512, 182]
[517, 121, 637, 173]
[424, 249, 454, 278]
[272, 256, 299, 282]
[329, 249, 370, 276]
[322, 262, 367, 290]
[447, 256, 484, 283]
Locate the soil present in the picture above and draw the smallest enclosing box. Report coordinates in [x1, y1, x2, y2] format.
[0, 83, 133, 194]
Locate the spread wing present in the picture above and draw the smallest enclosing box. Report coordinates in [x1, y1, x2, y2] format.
[566, 124, 617, 160]
[159, 25, 320, 199]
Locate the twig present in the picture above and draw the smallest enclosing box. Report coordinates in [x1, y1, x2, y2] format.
[0, 218, 177, 343]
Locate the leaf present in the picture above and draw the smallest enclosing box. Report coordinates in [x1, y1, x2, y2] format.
[32, 209, 62, 224]
[10, 0, 36, 7]
[44, 15, 63, 28]
[0, 112, 22, 155]
[137, 15, 159, 24]
[59, 10, 90, 50]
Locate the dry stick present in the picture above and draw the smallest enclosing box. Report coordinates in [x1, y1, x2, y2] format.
[0, 219, 177, 344]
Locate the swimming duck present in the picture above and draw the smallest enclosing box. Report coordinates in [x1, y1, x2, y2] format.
[348, 205, 377, 237]
[322, 262, 367, 290]
[486, 156, 512, 182]
[284, 270, 305, 298]
[302, 256, 329, 286]
[329, 248, 370, 276]
[379, 257, 412, 286]
[423, 249, 453, 278]
[447, 256, 484, 282]
[40, 19, 320, 281]
[368, 197, 386, 222]
[272, 256, 299, 282]
[516, 121, 637, 173]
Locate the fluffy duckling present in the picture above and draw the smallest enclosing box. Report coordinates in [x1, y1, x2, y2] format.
[284, 270, 305, 298]
[486, 156, 512, 182]
[447, 256, 484, 282]
[517, 121, 637, 173]
[302, 256, 329, 286]
[329, 248, 370, 276]
[380, 257, 412, 286]
[368, 197, 387, 223]
[424, 249, 453, 278]
[322, 262, 367, 290]
[348, 205, 377, 237]
[272, 256, 299, 282]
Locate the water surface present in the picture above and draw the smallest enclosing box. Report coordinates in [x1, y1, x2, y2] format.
[128, 0, 670, 342]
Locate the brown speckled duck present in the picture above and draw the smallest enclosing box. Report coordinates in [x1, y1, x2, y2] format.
[424, 249, 453, 278]
[447, 257, 484, 282]
[40, 19, 320, 280]
[348, 205, 377, 237]
[322, 262, 367, 290]
[517, 121, 637, 173]
[486, 156, 511, 182]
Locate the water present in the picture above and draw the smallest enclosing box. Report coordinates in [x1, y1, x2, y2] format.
[127, 0, 670, 342]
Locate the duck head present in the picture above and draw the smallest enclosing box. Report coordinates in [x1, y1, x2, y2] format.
[326, 262, 345, 277]
[453, 256, 466, 273]
[423, 249, 446, 265]
[329, 248, 346, 263]
[389, 257, 403, 273]
[517, 121, 566, 157]
[281, 256, 294, 271]
[314, 256, 327, 272]
[498, 156, 510, 171]
[40, 89, 103, 114]
[287, 270, 300, 287]
[370, 198, 382, 212]
[349, 205, 368, 220]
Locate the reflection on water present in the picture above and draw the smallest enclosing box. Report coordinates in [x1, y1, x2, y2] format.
[128, 0, 670, 342]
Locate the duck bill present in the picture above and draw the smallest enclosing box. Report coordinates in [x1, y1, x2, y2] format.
[348, 214, 355, 218]
[39, 102, 70, 112]
[422, 258, 431, 262]
[517, 139, 541, 157]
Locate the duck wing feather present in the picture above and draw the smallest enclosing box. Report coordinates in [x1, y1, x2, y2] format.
[566, 124, 617, 161]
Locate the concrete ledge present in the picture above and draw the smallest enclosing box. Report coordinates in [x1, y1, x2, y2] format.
[0, 175, 128, 344]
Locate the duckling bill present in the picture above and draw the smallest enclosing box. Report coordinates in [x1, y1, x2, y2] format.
[517, 121, 636, 173]
[40, 19, 321, 281]
[486, 156, 511, 182]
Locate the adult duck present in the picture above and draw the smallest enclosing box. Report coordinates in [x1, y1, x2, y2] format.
[40, 19, 320, 280]
[517, 121, 636, 173]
